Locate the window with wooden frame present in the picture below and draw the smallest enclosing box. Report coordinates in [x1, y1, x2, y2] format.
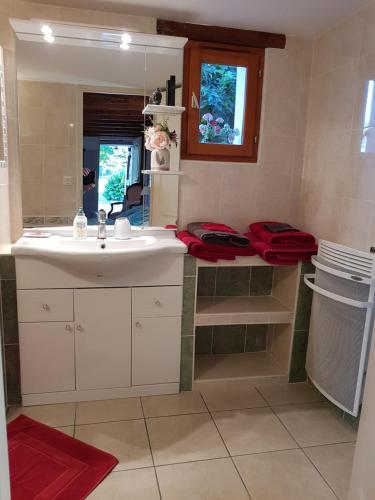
[181, 41, 264, 162]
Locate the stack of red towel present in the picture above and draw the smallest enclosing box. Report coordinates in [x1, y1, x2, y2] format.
[177, 222, 256, 262]
[244, 221, 317, 265]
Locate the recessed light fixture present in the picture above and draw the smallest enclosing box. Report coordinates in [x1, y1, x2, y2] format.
[120, 33, 132, 50]
[41, 24, 55, 43]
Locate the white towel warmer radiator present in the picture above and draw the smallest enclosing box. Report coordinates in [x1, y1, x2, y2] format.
[304, 240, 375, 416]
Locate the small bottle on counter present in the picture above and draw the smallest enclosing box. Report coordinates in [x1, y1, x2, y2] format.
[73, 207, 87, 239]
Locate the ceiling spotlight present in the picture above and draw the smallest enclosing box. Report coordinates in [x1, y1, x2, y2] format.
[41, 24, 55, 43]
[41, 24, 52, 36]
[121, 33, 132, 43]
[44, 34, 55, 43]
[120, 42, 130, 50]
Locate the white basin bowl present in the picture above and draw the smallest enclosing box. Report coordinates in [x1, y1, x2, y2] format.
[12, 229, 186, 275]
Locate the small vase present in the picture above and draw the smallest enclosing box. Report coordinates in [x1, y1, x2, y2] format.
[151, 148, 170, 171]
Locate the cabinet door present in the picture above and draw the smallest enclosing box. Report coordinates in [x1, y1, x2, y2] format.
[19, 322, 75, 394]
[132, 316, 181, 386]
[74, 288, 131, 390]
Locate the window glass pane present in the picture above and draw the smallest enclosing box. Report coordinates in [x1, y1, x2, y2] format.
[199, 63, 247, 145]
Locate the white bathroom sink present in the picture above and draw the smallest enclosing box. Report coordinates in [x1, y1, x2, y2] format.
[11, 227, 186, 274]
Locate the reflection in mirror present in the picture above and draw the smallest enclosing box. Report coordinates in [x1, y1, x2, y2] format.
[361, 80, 375, 154]
[14, 22, 184, 227]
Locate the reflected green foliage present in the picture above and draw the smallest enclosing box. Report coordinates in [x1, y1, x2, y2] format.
[103, 171, 125, 202]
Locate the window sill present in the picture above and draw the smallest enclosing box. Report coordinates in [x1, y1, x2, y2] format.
[181, 152, 258, 163]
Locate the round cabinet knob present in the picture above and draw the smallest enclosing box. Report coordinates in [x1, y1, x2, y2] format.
[155, 300, 162, 307]
[65, 325, 73, 332]
[135, 321, 142, 328]
[76, 324, 84, 332]
[42, 304, 50, 311]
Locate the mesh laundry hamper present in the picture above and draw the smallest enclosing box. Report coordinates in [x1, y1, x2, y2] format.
[305, 240, 375, 416]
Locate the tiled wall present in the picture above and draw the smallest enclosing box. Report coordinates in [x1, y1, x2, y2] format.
[196, 266, 273, 355]
[18, 81, 79, 221]
[301, 1, 375, 251]
[288, 262, 314, 382]
[196, 324, 268, 355]
[0, 255, 20, 406]
[179, 37, 313, 233]
[197, 266, 274, 297]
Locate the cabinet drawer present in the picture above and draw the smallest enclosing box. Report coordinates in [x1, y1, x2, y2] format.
[132, 286, 182, 318]
[17, 289, 73, 322]
[132, 316, 181, 385]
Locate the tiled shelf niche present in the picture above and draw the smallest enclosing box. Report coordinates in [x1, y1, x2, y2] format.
[193, 257, 304, 385]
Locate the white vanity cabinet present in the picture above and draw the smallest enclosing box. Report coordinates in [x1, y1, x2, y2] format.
[74, 288, 131, 391]
[18, 288, 132, 397]
[15, 252, 184, 405]
[132, 286, 182, 385]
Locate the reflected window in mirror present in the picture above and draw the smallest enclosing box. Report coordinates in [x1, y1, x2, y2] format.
[361, 80, 375, 154]
[82, 92, 151, 226]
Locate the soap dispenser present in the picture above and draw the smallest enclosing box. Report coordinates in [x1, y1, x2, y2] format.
[73, 207, 88, 239]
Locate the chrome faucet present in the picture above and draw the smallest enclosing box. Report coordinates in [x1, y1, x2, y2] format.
[97, 209, 107, 240]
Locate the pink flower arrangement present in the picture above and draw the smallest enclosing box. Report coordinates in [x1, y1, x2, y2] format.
[144, 119, 177, 151]
[199, 113, 240, 144]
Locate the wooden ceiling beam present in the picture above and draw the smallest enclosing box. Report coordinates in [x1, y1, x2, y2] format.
[157, 19, 285, 49]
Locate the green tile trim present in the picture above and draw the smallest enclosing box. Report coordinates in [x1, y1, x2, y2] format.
[0, 255, 15, 280]
[195, 326, 213, 355]
[301, 261, 315, 275]
[23, 216, 44, 227]
[289, 329, 309, 383]
[250, 266, 274, 296]
[245, 324, 267, 352]
[184, 255, 196, 277]
[216, 267, 250, 296]
[182, 276, 196, 337]
[197, 268, 216, 296]
[180, 336, 194, 391]
[343, 410, 360, 431]
[1, 280, 19, 345]
[212, 325, 246, 354]
[294, 275, 313, 331]
[5, 344, 21, 406]
[45, 216, 70, 226]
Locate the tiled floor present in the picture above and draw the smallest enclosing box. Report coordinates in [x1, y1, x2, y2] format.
[7, 382, 357, 500]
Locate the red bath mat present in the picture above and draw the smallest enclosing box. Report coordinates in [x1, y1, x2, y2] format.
[7, 415, 118, 500]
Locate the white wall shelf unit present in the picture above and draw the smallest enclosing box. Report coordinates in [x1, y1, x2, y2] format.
[196, 295, 294, 326]
[142, 170, 184, 176]
[143, 104, 185, 115]
[192, 257, 302, 385]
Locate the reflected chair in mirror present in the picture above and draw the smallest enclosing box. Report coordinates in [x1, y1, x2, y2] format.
[108, 182, 143, 220]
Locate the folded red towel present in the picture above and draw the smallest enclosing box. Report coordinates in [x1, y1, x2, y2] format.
[178, 231, 256, 262]
[201, 223, 237, 234]
[245, 232, 317, 265]
[187, 222, 250, 247]
[250, 221, 316, 247]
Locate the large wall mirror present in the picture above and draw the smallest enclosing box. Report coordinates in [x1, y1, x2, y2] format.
[12, 19, 186, 227]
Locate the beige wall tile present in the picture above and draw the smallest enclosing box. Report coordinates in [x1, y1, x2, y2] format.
[312, 12, 364, 77]
[302, 1, 375, 251]
[20, 144, 43, 182]
[22, 180, 43, 215]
